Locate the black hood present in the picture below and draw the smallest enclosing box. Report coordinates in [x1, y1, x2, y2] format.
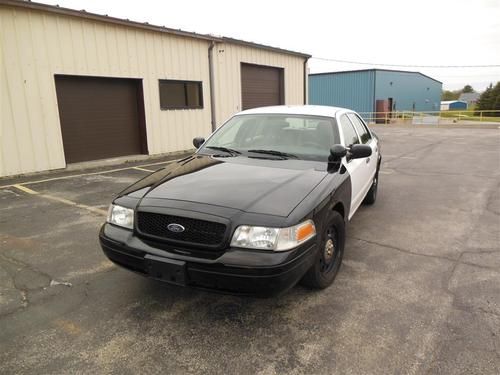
[120, 155, 327, 217]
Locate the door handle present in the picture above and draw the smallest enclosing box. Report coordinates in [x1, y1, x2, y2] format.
[366, 157, 370, 164]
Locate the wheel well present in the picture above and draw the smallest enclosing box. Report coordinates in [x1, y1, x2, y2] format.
[332, 202, 345, 221]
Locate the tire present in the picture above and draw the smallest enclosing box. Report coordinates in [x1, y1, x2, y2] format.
[301, 211, 345, 289]
[363, 171, 378, 205]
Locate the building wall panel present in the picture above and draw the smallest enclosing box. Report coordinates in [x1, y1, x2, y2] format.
[309, 70, 442, 117]
[374, 70, 442, 112]
[0, 5, 307, 177]
[1, 7, 213, 176]
[213, 43, 306, 126]
[308, 71, 375, 116]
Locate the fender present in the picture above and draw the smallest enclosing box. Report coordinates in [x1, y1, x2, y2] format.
[286, 164, 352, 230]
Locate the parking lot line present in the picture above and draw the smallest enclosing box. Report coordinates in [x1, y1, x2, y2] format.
[13, 184, 38, 195]
[11, 185, 107, 216]
[132, 166, 154, 172]
[0, 159, 177, 189]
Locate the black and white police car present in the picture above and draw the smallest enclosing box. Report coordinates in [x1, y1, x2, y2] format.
[100, 105, 381, 295]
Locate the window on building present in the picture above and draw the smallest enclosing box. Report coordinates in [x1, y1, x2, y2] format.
[347, 113, 372, 144]
[159, 80, 203, 109]
[339, 115, 360, 146]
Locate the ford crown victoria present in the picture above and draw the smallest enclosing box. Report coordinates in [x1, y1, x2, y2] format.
[99, 105, 381, 295]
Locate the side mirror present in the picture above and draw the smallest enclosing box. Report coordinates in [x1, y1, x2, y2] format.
[192, 137, 205, 149]
[329, 145, 347, 161]
[349, 144, 372, 159]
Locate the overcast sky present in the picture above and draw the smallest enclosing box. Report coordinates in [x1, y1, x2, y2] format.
[42, 0, 500, 91]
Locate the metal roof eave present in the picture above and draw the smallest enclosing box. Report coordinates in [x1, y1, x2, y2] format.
[310, 68, 442, 84]
[221, 37, 311, 59]
[1, 0, 310, 59]
[1, 0, 220, 42]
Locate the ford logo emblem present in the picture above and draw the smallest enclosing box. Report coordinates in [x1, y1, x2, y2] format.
[167, 223, 185, 233]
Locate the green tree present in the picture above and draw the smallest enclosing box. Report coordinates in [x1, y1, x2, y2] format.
[476, 84, 493, 111]
[462, 85, 474, 93]
[441, 90, 460, 100]
[476, 82, 500, 116]
[492, 82, 500, 116]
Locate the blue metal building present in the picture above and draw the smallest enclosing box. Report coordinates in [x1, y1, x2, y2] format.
[440, 100, 467, 110]
[309, 69, 442, 116]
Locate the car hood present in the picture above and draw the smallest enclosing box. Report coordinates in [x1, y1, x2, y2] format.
[121, 155, 327, 217]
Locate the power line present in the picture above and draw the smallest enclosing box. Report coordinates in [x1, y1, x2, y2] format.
[311, 56, 500, 69]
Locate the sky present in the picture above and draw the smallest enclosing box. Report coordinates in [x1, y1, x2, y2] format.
[42, 0, 500, 91]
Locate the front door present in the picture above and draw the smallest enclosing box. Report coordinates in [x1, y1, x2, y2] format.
[338, 114, 367, 218]
[347, 113, 378, 198]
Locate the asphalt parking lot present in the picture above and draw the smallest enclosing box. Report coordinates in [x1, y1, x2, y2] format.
[1, 126, 499, 374]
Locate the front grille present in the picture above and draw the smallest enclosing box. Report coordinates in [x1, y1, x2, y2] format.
[137, 212, 227, 246]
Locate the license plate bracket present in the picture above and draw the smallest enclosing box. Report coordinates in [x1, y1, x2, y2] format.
[144, 254, 187, 286]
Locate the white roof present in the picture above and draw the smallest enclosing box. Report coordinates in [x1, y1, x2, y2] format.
[238, 105, 347, 117]
[440, 100, 467, 105]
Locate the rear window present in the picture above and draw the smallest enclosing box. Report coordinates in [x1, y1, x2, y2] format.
[347, 113, 372, 144]
[339, 115, 360, 146]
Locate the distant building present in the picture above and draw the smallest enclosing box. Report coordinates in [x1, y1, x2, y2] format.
[440, 100, 468, 111]
[308, 69, 442, 118]
[459, 92, 480, 105]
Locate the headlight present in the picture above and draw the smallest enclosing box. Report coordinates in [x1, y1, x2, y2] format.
[230, 220, 316, 251]
[107, 204, 134, 229]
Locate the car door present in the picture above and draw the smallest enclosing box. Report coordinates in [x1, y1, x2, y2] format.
[347, 113, 378, 196]
[338, 113, 365, 219]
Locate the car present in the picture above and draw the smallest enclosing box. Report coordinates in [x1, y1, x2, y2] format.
[99, 105, 381, 296]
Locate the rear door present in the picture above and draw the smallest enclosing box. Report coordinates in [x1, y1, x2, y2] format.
[338, 114, 365, 218]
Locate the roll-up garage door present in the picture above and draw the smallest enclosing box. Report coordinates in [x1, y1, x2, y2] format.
[55, 75, 146, 164]
[241, 63, 284, 110]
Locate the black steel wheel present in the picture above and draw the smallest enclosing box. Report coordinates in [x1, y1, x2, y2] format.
[301, 211, 345, 289]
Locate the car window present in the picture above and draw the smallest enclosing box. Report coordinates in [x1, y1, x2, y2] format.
[216, 120, 244, 145]
[347, 113, 372, 144]
[200, 114, 340, 162]
[339, 115, 360, 146]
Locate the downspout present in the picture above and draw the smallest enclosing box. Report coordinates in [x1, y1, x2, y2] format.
[208, 41, 217, 132]
[303, 57, 310, 104]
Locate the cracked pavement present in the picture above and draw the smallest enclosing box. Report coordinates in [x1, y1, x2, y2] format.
[0, 126, 499, 374]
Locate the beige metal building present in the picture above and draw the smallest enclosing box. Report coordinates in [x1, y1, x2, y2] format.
[0, 0, 310, 177]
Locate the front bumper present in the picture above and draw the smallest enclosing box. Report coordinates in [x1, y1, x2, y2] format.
[99, 224, 317, 296]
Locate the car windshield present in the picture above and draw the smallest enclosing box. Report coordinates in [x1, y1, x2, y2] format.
[200, 114, 340, 161]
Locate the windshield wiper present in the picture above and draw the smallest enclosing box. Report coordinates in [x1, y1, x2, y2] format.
[206, 146, 241, 156]
[247, 149, 299, 159]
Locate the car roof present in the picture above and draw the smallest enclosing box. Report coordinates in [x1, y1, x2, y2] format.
[238, 105, 348, 118]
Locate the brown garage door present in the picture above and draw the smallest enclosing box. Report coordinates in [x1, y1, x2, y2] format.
[55, 75, 146, 164]
[241, 63, 284, 110]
